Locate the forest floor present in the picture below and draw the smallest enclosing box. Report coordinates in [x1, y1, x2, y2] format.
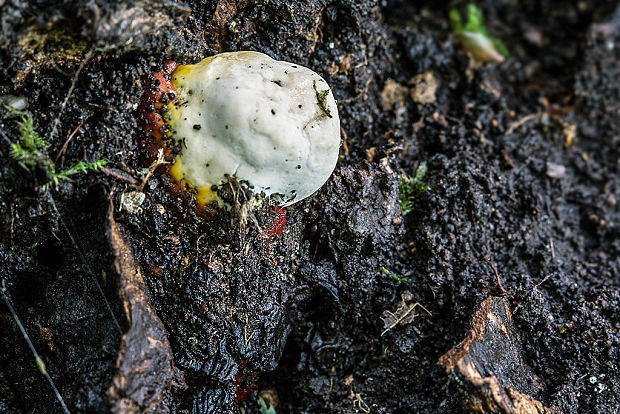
[0, 1, 618, 413]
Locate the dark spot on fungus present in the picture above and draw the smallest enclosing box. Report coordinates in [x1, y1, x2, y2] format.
[298, 104, 302, 108]
[193, 124, 201, 130]
[296, 165, 301, 169]
[291, 65, 297, 68]
[225, 125, 229, 129]
[271, 109, 276, 115]
[271, 80, 283, 87]
[211, 184, 218, 191]
[216, 77, 220, 80]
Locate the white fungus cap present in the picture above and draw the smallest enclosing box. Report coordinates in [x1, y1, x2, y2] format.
[167, 51, 341, 206]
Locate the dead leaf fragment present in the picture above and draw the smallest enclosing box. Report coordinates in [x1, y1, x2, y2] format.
[409, 72, 438, 104]
[381, 79, 409, 110]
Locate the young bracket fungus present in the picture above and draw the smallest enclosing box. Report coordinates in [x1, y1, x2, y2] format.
[140, 51, 341, 209]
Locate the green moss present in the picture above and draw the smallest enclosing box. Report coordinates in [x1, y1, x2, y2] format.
[18, 25, 89, 64]
[398, 162, 430, 216]
[3, 104, 107, 190]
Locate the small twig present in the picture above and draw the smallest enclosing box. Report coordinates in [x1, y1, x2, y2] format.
[243, 314, 255, 350]
[50, 47, 94, 141]
[533, 272, 554, 291]
[352, 392, 370, 413]
[138, 148, 168, 192]
[9, 202, 15, 246]
[504, 113, 538, 136]
[99, 166, 139, 185]
[549, 237, 556, 263]
[484, 257, 507, 294]
[513, 271, 556, 316]
[85, 102, 119, 112]
[307, 6, 325, 52]
[1, 281, 71, 414]
[339, 76, 373, 103]
[55, 122, 83, 161]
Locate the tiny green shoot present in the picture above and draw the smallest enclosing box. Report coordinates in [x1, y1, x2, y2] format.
[43, 159, 108, 190]
[398, 161, 430, 216]
[380, 267, 409, 284]
[449, 4, 508, 61]
[258, 397, 277, 414]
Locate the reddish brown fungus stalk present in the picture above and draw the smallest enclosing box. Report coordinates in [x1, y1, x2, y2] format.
[138, 60, 178, 165]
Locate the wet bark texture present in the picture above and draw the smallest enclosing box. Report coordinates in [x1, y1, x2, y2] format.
[0, 1, 618, 413]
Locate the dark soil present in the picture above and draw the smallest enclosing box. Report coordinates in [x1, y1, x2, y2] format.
[0, 0, 618, 413]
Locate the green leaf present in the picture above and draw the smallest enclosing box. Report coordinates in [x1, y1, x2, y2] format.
[464, 4, 486, 34]
[258, 397, 276, 414]
[449, 9, 462, 31]
[449, 4, 509, 60]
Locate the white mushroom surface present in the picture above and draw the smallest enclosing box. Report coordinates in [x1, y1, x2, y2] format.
[167, 51, 341, 206]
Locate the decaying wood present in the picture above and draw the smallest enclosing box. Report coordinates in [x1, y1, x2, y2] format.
[438, 296, 561, 414]
[106, 198, 184, 413]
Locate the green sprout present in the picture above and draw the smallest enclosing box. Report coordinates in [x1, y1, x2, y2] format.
[44, 159, 108, 190]
[3, 104, 107, 190]
[383, 344, 390, 355]
[380, 267, 409, 284]
[398, 162, 430, 216]
[449, 4, 508, 62]
[258, 397, 277, 414]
